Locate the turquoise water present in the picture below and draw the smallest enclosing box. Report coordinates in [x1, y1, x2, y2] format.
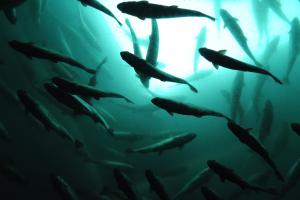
[0, 0, 300, 199]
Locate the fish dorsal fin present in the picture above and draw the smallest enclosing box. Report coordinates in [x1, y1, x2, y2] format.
[218, 50, 227, 55]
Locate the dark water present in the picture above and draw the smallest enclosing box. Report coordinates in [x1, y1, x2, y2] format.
[0, 0, 300, 199]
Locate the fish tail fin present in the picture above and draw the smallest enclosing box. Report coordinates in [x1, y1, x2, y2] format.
[269, 74, 283, 85]
[187, 83, 198, 93]
[74, 139, 84, 149]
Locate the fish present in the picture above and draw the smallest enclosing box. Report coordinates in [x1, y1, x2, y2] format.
[113, 131, 144, 143]
[230, 72, 245, 123]
[258, 100, 273, 142]
[121, 51, 198, 92]
[252, 36, 280, 116]
[283, 18, 300, 83]
[0, 159, 27, 185]
[280, 158, 300, 197]
[126, 133, 196, 155]
[145, 170, 171, 200]
[51, 175, 79, 200]
[227, 121, 284, 182]
[193, 27, 207, 73]
[207, 160, 278, 194]
[201, 186, 223, 200]
[251, 0, 269, 44]
[0, 0, 26, 24]
[117, 1, 215, 21]
[199, 48, 282, 84]
[113, 169, 139, 200]
[143, 19, 160, 88]
[77, 0, 122, 25]
[88, 57, 108, 87]
[52, 77, 133, 103]
[0, 122, 12, 142]
[117, 103, 160, 114]
[220, 9, 261, 66]
[151, 97, 229, 120]
[291, 123, 300, 136]
[125, 18, 142, 58]
[85, 159, 135, 172]
[265, 0, 290, 23]
[44, 83, 114, 136]
[174, 168, 214, 200]
[17, 90, 83, 149]
[9, 40, 96, 74]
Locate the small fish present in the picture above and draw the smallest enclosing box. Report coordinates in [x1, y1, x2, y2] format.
[44, 83, 114, 136]
[201, 186, 223, 200]
[145, 170, 171, 200]
[220, 9, 261, 66]
[0, 0, 26, 24]
[280, 158, 300, 197]
[113, 169, 139, 200]
[78, 0, 122, 26]
[126, 133, 196, 155]
[125, 18, 142, 58]
[174, 168, 214, 200]
[0, 122, 12, 142]
[52, 77, 133, 103]
[227, 121, 284, 182]
[193, 27, 207, 73]
[207, 160, 278, 194]
[199, 48, 282, 84]
[9, 40, 96, 74]
[88, 57, 108, 87]
[265, 0, 289, 23]
[258, 100, 274, 142]
[117, 1, 215, 21]
[51, 175, 78, 200]
[230, 72, 245, 123]
[283, 18, 300, 83]
[291, 123, 300, 136]
[151, 97, 229, 120]
[121, 51, 198, 93]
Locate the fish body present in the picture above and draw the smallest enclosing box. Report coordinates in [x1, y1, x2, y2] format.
[0, 0, 26, 24]
[117, 1, 215, 21]
[227, 121, 284, 182]
[251, 0, 269, 43]
[121, 51, 198, 92]
[230, 72, 245, 123]
[126, 133, 196, 155]
[284, 18, 300, 83]
[193, 27, 207, 72]
[51, 175, 78, 200]
[9, 40, 96, 74]
[151, 97, 229, 120]
[199, 48, 282, 84]
[52, 77, 133, 103]
[220, 9, 261, 66]
[258, 100, 273, 142]
[265, 0, 289, 23]
[113, 169, 139, 200]
[174, 168, 214, 200]
[78, 0, 122, 25]
[145, 170, 170, 200]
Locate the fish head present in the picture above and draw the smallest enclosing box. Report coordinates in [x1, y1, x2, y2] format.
[199, 48, 217, 62]
[291, 123, 300, 134]
[220, 9, 231, 21]
[185, 133, 197, 141]
[151, 97, 172, 109]
[120, 51, 137, 66]
[8, 40, 25, 51]
[117, 2, 136, 13]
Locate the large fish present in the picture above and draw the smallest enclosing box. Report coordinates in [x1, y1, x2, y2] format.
[193, 27, 207, 73]
[9, 40, 96, 74]
[126, 133, 196, 155]
[145, 170, 171, 200]
[283, 18, 300, 83]
[199, 48, 282, 84]
[251, 0, 269, 43]
[121, 51, 198, 93]
[258, 100, 273, 142]
[44, 83, 113, 136]
[265, 0, 289, 24]
[201, 186, 223, 200]
[220, 9, 261, 66]
[113, 169, 139, 200]
[151, 97, 230, 120]
[51, 175, 78, 200]
[174, 168, 214, 200]
[52, 77, 133, 103]
[0, 0, 26, 24]
[207, 160, 278, 194]
[77, 0, 122, 25]
[230, 72, 245, 123]
[227, 121, 284, 182]
[117, 1, 215, 21]
[17, 90, 83, 149]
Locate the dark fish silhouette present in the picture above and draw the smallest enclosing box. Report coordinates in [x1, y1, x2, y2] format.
[201, 186, 223, 200]
[117, 1, 215, 21]
[199, 48, 282, 84]
[0, 0, 26, 24]
[227, 121, 284, 182]
[113, 169, 139, 200]
[291, 123, 300, 136]
[52, 77, 133, 103]
[121, 51, 198, 93]
[145, 170, 171, 200]
[51, 175, 78, 200]
[9, 40, 96, 74]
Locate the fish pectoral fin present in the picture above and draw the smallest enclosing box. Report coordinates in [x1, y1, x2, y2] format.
[213, 63, 219, 69]
[167, 110, 174, 116]
[218, 50, 227, 55]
